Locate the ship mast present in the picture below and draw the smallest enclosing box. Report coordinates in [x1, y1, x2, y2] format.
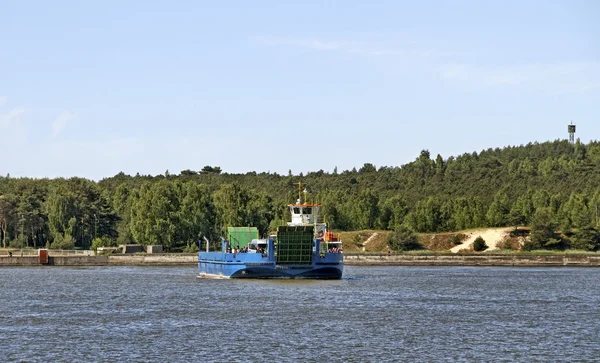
[296, 182, 303, 203]
[296, 181, 308, 204]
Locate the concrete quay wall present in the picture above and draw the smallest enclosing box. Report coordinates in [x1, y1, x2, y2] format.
[2, 253, 600, 267]
[51, 256, 109, 266]
[107, 254, 197, 266]
[0, 254, 195, 266]
[343, 254, 600, 267]
[0, 256, 39, 266]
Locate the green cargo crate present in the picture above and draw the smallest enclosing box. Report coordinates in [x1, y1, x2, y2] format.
[227, 227, 259, 249]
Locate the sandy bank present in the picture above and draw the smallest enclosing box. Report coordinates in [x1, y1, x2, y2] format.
[450, 228, 512, 253]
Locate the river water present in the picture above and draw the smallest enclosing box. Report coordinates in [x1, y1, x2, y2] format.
[1, 266, 599, 362]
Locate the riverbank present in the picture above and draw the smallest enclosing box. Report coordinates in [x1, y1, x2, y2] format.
[0, 254, 197, 267]
[344, 254, 600, 267]
[2, 253, 600, 267]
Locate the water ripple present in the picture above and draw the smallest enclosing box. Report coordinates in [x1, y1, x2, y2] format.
[1, 266, 600, 361]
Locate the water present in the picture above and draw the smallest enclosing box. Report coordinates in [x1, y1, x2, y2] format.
[1, 266, 599, 362]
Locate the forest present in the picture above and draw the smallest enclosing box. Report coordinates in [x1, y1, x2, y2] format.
[0, 139, 599, 252]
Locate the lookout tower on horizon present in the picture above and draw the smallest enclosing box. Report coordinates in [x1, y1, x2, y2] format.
[568, 122, 576, 144]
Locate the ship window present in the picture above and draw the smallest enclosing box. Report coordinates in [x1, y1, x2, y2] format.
[293, 207, 301, 214]
[304, 207, 312, 215]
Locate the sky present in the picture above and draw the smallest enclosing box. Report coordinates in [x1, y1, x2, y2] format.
[1, 0, 598, 180]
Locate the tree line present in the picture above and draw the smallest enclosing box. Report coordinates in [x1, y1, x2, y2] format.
[0, 139, 599, 251]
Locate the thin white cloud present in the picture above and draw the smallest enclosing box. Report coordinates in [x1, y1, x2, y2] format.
[0, 96, 6, 106]
[250, 35, 445, 58]
[0, 108, 25, 128]
[310, 40, 341, 50]
[52, 111, 78, 137]
[251, 36, 341, 51]
[554, 81, 600, 95]
[436, 62, 600, 93]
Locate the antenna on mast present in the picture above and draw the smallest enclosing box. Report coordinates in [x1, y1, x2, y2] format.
[296, 182, 303, 203]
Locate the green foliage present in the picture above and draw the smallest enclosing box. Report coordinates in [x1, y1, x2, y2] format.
[46, 179, 118, 250]
[130, 180, 181, 249]
[183, 242, 200, 253]
[378, 195, 408, 230]
[558, 193, 592, 230]
[180, 169, 198, 176]
[358, 163, 377, 173]
[473, 236, 488, 251]
[112, 183, 134, 244]
[452, 234, 462, 245]
[9, 237, 25, 249]
[521, 239, 541, 251]
[178, 183, 217, 243]
[200, 166, 222, 174]
[0, 194, 18, 248]
[525, 207, 567, 251]
[212, 183, 272, 236]
[213, 183, 250, 234]
[487, 192, 510, 227]
[91, 237, 105, 251]
[351, 189, 379, 230]
[91, 236, 115, 251]
[387, 226, 423, 252]
[570, 227, 600, 251]
[1, 139, 600, 252]
[352, 234, 362, 247]
[51, 234, 75, 250]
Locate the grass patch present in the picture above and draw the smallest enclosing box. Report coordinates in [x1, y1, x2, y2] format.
[483, 249, 517, 254]
[518, 249, 600, 255]
[419, 233, 468, 251]
[338, 230, 391, 252]
[398, 249, 435, 255]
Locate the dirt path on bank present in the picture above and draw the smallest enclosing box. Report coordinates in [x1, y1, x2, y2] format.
[362, 233, 379, 251]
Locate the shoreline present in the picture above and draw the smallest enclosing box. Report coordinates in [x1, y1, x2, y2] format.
[1, 253, 600, 267]
[343, 254, 600, 267]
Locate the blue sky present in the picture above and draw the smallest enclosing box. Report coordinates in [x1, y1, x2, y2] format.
[1, 0, 598, 180]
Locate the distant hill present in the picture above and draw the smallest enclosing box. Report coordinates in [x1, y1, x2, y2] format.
[1, 139, 599, 251]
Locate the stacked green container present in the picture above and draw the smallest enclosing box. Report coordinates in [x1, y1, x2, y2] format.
[276, 226, 314, 265]
[227, 227, 259, 249]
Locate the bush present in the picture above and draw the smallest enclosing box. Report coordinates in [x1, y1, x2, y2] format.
[473, 236, 488, 252]
[352, 234, 363, 247]
[522, 238, 541, 252]
[50, 234, 75, 250]
[528, 207, 568, 250]
[496, 237, 517, 250]
[91, 237, 115, 251]
[91, 238, 104, 251]
[9, 238, 25, 249]
[509, 228, 529, 238]
[387, 226, 423, 252]
[570, 227, 600, 251]
[116, 224, 135, 245]
[183, 242, 199, 253]
[452, 234, 463, 245]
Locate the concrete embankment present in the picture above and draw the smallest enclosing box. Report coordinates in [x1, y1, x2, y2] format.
[0, 254, 196, 267]
[0, 255, 108, 266]
[107, 255, 197, 266]
[344, 254, 600, 267]
[2, 253, 600, 267]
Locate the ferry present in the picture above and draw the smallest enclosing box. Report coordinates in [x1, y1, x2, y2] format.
[198, 186, 343, 279]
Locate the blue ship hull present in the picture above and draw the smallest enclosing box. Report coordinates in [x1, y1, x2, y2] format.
[198, 251, 343, 279]
[200, 211, 344, 279]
